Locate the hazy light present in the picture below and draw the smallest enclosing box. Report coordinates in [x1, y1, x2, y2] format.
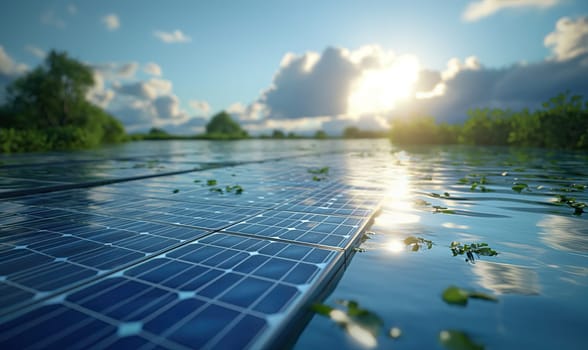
[385, 240, 405, 253]
[347, 57, 420, 115]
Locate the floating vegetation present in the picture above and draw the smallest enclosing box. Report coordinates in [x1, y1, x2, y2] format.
[433, 206, 455, 214]
[312, 300, 385, 348]
[458, 174, 490, 191]
[431, 192, 451, 198]
[403, 236, 433, 251]
[206, 179, 217, 186]
[193, 179, 201, 183]
[308, 166, 330, 181]
[225, 185, 244, 194]
[511, 182, 529, 193]
[439, 330, 485, 350]
[308, 166, 330, 175]
[172, 189, 179, 193]
[442, 286, 498, 306]
[450, 242, 497, 263]
[209, 187, 224, 194]
[554, 195, 586, 215]
[414, 199, 431, 206]
[557, 183, 587, 193]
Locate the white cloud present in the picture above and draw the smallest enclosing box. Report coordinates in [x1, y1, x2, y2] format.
[0, 46, 28, 76]
[41, 10, 66, 28]
[544, 16, 588, 61]
[92, 62, 139, 80]
[143, 62, 162, 76]
[67, 4, 77, 15]
[25, 45, 46, 59]
[463, 0, 560, 22]
[189, 100, 211, 115]
[154, 30, 191, 43]
[102, 14, 120, 31]
[114, 78, 173, 100]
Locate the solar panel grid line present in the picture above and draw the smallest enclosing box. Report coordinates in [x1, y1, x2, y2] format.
[0, 218, 211, 317]
[0, 151, 389, 349]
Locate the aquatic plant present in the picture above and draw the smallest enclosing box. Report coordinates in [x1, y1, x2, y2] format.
[442, 285, 497, 306]
[450, 242, 497, 263]
[312, 300, 385, 348]
[433, 206, 455, 214]
[511, 183, 529, 193]
[403, 236, 433, 251]
[439, 330, 485, 350]
[308, 166, 330, 181]
[553, 194, 586, 215]
[206, 179, 217, 186]
[172, 189, 179, 193]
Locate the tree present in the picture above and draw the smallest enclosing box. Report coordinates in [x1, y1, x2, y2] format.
[343, 126, 360, 138]
[271, 129, 285, 138]
[314, 130, 328, 139]
[205, 111, 247, 138]
[0, 49, 126, 152]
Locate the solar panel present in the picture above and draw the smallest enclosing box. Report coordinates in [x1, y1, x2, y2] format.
[0, 150, 385, 349]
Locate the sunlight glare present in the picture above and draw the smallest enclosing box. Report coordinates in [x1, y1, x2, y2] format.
[385, 240, 405, 254]
[348, 57, 420, 115]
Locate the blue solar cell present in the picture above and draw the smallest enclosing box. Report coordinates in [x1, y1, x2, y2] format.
[0, 150, 385, 349]
[220, 277, 274, 307]
[213, 314, 267, 349]
[167, 304, 239, 348]
[254, 284, 299, 314]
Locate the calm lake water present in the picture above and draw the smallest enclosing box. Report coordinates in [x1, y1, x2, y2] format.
[2, 140, 587, 349]
[294, 143, 588, 350]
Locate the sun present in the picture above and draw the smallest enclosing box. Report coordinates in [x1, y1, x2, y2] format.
[347, 57, 420, 115]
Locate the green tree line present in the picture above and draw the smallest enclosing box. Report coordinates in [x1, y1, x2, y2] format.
[390, 93, 588, 149]
[0, 50, 126, 152]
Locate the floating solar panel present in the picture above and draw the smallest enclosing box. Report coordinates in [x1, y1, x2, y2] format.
[0, 149, 386, 349]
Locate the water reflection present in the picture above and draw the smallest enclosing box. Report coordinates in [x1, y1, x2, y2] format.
[473, 261, 540, 295]
[537, 215, 588, 254]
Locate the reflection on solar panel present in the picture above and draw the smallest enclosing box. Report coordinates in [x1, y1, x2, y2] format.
[0, 148, 385, 349]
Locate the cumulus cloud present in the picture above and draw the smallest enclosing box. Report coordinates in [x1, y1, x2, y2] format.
[260, 47, 360, 119]
[153, 30, 191, 43]
[86, 71, 115, 109]
[92, 62, 139, 80]
[0, 46, 28, 101]
[189, 100, 211, 115]
[463, 0, 560, 22]
[394, 52, 588, 123]
[143, 62, 162, 76]
[41, 10, 66, 28]
[114, 78, 173, 100]
[0, 46, 28, 76]
[233, 16, 588, 135]
[102, 14, 120, 31]
[25, 45, 46, 59]
[544, 16, 588, 61]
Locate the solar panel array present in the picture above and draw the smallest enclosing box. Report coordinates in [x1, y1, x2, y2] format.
[0, 145, 386, 349]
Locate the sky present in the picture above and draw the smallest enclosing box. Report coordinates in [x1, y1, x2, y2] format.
[0, 0, 587, 135]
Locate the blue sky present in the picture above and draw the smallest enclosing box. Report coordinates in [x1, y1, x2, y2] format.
[1, 0, 587, 135]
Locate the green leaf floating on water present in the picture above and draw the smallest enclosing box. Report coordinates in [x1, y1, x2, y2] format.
[404, 236, 433, 251]
[442, 286, 497, 306]
[311, 300, 385, 348]
[206, 179, 217, 186]
[450, 241, 497, 263]
[511, 183, 529, 193]
[308, 166, 330, 175]
[439, 330, 485, 350]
